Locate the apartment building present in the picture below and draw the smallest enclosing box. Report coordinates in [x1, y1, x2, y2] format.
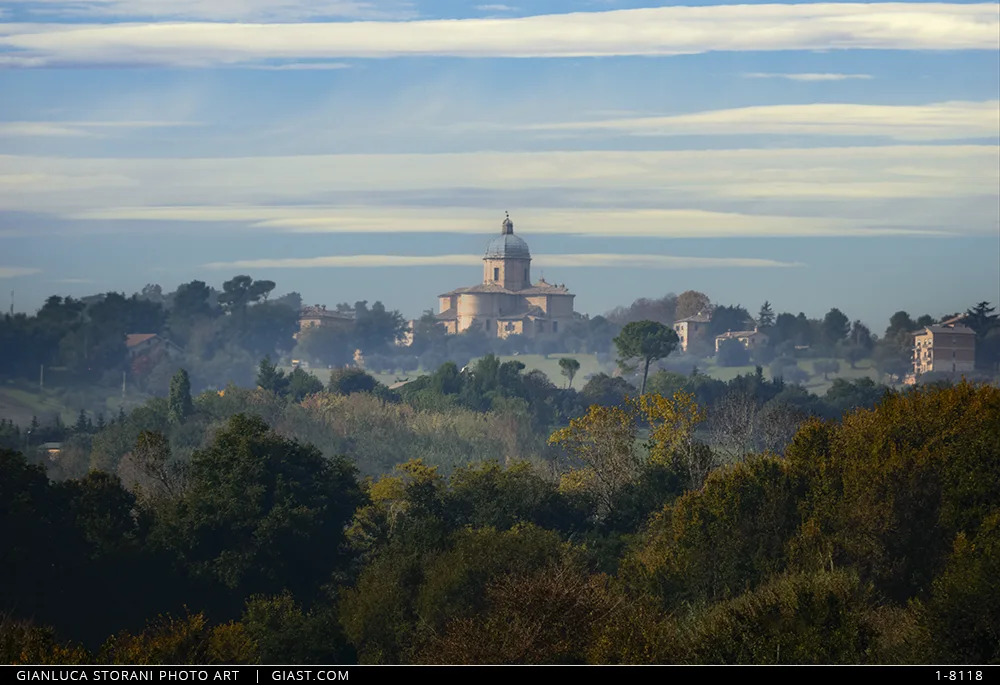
[912, 324, 976, 376]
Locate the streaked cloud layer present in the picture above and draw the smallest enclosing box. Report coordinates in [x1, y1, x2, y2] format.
[0, 2, 997, 326]
[202, 253, 802, 270]
[1, 4, 997, 67]
[517, 101, 1000, 141]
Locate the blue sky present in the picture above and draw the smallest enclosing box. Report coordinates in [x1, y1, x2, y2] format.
[1, 1, 998, 330]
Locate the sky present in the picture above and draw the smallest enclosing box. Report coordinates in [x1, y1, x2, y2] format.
[0, 1, 998, 330]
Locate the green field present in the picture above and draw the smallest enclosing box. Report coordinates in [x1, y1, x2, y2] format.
[0, 354, 885, 429]
[0, 381, 148, 427]
[692, 358, 882, 396]
[283, 354, 883, 396]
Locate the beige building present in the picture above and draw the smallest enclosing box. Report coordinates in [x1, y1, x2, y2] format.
[296, 305, 355, 340]
[673, 311, 711, 352]
[911, 324, 976, 376]
[436, 214, 576, 338]
[714, 328, 769, 353]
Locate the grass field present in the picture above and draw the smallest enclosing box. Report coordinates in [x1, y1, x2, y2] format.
[0, 380, 148, 427]
[0, 353, 885, 429]
[692, 358, 882, 396]
[281, 354, 883, 396]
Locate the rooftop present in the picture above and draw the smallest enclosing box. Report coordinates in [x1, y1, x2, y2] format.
[916, 324, 976, 336]
[484, 213, 531, 261]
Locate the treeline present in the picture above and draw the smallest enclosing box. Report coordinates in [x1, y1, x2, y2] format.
[609, 292, 1000, 377]
[2, 380, 998, 664]
[3, 351, 911, 482]
[0, 277, 408, 394]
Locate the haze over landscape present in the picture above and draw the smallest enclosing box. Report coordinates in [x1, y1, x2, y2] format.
[3, 1, 1000, 670]
[1, 1, 998, 326]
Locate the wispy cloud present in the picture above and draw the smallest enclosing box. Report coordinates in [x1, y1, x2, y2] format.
[0, 267, 41, 278]
[2, 143, 991, 209]
[475, 4, 517, 11]
[6, 0, 416, 21]
[743, 72, 873, 81]
[202, 253, 802, 270]
[246, 62, 351, 70]
[0, 4, 996, 67]
[0, 120, 199, 137]
[516, 101, 1000, 141]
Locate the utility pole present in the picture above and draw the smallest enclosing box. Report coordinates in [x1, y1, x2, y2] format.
[8, 289, 13, 316]
[122, 370, 126, 399]
[39, 364, 44, 390]
[24, 429, 31, 455]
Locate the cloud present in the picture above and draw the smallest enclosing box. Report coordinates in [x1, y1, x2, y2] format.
[6, 0, 416, 22]
[475, 4, 517, 11]
[743, 72, 873, 81]
[0, 4, 996, 67]
[0, 120, 199, 137]
[201, 253, 801, 270]
[0, 145, 995, 238]
[0, 267, 41, 278]
[246, 62, 350, 70]
[1, 143, 991, 204]
[517, 101, 1000, 141]
[49, 277, 96, 283]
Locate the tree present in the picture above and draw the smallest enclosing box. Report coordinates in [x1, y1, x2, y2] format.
[605, 294, 677, 327]
[822, 308, 851, 347]
[558, 358, 581, 389]
[849, 320, 874, 351]
[328, 368, 379, 396]
[675, 291, 711, 320]
[167, 369, 194, 424]
[171, 280, 213, 319]
[548, 404, 641, 515]
[842, 341, 871, 370]
[117, 430, 186, 502]
[354, 301, 407, 353]
[964, 302, 999, 370]
[814, 359, 841, 380]
[613, 320, 679, 395]
[73, 410, 90, 434]
[286, 368, 324, 401]
[155, 414, 364, 602]
[757, 301, 775, 329]
[965, 301, 997, 335]
[708, 305, 753, 338]
[272, 292, 303, 312]
[579, 373, 634, 407]
[255, 356, 288, 395]
[716, 338, 751, 367]
[294, 325, 353, 368]
[885, 311, 917, 339]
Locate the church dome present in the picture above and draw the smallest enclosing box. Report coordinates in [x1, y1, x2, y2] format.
[484, 213, 531, 260]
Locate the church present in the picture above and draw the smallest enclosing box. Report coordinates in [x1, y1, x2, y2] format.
[435, 214, 576, 338]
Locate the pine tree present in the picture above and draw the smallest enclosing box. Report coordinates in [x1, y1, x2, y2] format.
[168, 369, 195, 424]
[95, 413, 106, 431]
[73, 409, 89, 434]
[117, 407, 127, 425]
[256, 355, 288, 395]
[758, 301, 775, 329]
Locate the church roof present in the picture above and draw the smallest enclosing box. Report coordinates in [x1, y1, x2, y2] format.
[498, 305, 548, 321]
[519, 279, 573, 295]
[484, 213, 531, 260]
[439, 279, 574, 297]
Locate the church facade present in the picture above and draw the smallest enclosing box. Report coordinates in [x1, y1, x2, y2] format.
[435, 214, 576, 338]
